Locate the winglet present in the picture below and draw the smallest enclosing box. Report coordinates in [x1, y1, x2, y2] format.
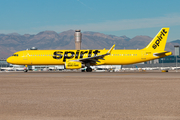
[107, 44, 115, 54]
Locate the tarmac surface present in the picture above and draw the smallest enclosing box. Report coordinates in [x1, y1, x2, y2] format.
[0, 71, 180, 120]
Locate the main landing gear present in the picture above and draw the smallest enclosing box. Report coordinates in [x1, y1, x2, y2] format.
[86, 67, 92, 72]
[24, 65, 28, 72]
[85, 63, 92, 72]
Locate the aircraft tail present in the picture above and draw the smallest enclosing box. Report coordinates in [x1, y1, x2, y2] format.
[143, 28, 169, 51]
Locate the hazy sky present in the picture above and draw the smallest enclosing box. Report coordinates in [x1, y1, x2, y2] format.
[0, 0, 180, 41]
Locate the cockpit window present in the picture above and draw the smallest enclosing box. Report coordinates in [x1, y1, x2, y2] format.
[12, 54, 19, 57]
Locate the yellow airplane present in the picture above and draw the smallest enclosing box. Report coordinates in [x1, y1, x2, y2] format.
[7, 28, 172, 72]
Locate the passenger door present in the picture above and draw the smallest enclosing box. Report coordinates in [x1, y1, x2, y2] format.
[141, 51, 146, 59]
[23, 51, 32, 64]
[23, 51, 28, 60]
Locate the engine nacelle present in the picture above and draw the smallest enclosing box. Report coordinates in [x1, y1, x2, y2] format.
[65, 61, 82, 69]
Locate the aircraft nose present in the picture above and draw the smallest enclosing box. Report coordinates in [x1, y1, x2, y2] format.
[6, 57, 12, 64]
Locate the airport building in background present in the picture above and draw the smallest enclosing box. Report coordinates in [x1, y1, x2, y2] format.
[159, 55, 180, 63]
[0, 58, 10, 67]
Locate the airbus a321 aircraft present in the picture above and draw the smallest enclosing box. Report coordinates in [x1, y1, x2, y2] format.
[7, 28, 172, 72]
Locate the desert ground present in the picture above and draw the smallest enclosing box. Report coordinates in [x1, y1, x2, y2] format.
[0, 71, 180, 120]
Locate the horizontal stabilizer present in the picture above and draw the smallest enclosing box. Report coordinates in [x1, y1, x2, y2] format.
[154, 51, 172, 56]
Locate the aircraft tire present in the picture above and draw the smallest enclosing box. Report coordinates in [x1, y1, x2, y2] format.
[86, 67, 92, 72]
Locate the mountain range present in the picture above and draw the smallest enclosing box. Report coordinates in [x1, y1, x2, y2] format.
[0, 30, 179, 59]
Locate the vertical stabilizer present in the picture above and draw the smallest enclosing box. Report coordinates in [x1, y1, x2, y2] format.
[143, 28, 169, 51]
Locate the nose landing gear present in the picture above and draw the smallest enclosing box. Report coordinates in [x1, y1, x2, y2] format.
[24, 65, 28, 72]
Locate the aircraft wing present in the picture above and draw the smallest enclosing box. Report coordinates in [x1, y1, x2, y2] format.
[71, 44, 115, 64]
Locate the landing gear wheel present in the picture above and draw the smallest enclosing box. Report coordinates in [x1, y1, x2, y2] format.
[86, 67, 92, 72]
[24, 65, 28, 72]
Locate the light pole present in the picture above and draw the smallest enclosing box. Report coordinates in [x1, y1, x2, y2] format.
[174, 45, 179, 72]
[176, 55, 177, 72]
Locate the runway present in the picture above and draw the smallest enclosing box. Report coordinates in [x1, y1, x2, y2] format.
[0, 72, 180, 120]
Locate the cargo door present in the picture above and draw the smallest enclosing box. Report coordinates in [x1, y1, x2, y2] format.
[141, 51, 146, 59]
